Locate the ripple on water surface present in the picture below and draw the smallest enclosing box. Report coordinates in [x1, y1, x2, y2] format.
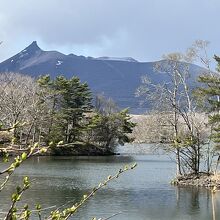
[0, 146, 219, 220]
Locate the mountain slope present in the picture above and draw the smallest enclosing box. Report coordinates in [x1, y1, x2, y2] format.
[0, 41, 204, 113]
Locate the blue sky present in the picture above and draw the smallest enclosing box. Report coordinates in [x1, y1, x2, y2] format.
[0, 0, 219, 65]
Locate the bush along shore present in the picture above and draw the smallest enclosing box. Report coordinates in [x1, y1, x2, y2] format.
[171, 173, 220, 189]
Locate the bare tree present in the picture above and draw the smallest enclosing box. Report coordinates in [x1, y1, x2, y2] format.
[136, 41, 212, 175]
[0, 72, 48, 145]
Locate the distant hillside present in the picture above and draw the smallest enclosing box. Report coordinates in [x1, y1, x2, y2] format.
[0, 41, 204, 113]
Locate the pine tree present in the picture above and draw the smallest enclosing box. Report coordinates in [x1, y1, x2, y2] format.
[198, 55, 220, 148]
[37, 75, 92, 144]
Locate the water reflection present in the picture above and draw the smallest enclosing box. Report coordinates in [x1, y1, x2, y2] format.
[0, 155, 220, 220]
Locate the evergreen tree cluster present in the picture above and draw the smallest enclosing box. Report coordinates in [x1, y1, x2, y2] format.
[0, 73, 135, 154]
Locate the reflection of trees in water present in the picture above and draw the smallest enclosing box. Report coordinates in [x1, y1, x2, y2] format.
[190, 188, 200, 210]
[206, 190, 211, 212]
[34, 155, 135, 164]
[175, 186, 220, 219]
[176, 187, 200, 211]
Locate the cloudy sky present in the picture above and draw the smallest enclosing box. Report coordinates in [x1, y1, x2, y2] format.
[0, 0, 219, 63]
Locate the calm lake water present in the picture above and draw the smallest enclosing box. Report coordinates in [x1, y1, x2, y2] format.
[0, 144, 219, 220]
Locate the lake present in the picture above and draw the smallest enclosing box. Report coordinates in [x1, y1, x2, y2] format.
[0, 144, 219, 220]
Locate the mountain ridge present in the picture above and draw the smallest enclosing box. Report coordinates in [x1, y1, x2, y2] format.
[0, 41, 204, 113]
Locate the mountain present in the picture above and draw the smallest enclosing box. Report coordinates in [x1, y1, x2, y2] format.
[0, 41, 204, 113]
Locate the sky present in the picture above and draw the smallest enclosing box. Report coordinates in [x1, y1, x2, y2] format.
[0, 0, 219, 64]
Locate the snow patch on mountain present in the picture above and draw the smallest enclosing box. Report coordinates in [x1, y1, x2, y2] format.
[56, 60, 63, 66]
[96, 56, 138, 62]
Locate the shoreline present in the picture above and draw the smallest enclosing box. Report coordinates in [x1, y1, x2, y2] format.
[0, 143, 119, 157]
[171, 173, 220, 189]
